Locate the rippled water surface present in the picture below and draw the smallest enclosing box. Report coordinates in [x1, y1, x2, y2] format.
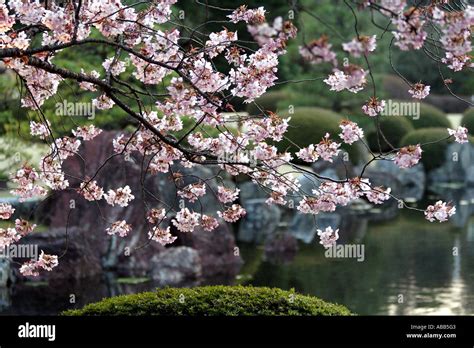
[241, 210, 474, 315]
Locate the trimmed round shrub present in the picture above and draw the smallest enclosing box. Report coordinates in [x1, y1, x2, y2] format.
[424, 94, 472, 114]
[382, 74, 411, 100]
[408, 103, 450, 129]
[399, 128, 453, 171]
[246, 90, 290, 115]
[62, 285, 352, 316]
[366, 116, 414, 153]
[275, 107, 362, 164]
[461, 108, 474, 135]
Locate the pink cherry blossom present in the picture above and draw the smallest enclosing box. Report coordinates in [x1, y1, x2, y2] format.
[228, 5, 266, 24]
[79, 180, 104, 201]
[316, 133, 341, 162]
[339, 120, 364, 144]
[19, 251, 59, 276]
[447, 126, 468, 144]
[392, 10, 427, 50]
[172, 208, 201, 232]
[201, 215, 219, 232]
[178, 183, 207, 203]
[0, 4, 15, 33]
[394, 144, 422, 168]
[342, 35, 377, 57]
[424, 201, 456, 222]
[317, 226, 339, 249]
[0, 227, 21, 248]
[102, 57, 127, 76]
[206, 29, 238, 58]
[72, 125, 103, 141]
[0, 203, 15, 220]
[296, 144, 319, 163]
[53, 137, 81, 159]
[148, 226, 177, 245]
[365, 187, 392, 204]
[147, 208, 167, 224]
[106, 220, 132, 237]
[217, 204, 246, 223]
[10, 164, 48, 202]
[92, 94, 115, 110]
[408, 83, 430, 99]
[30, 120, 51, 139]
[19, 260, 40, 277]
[380, 0, 406, 15]
[299, 36, 337, 66]
[15, 219, 36, 236]
[324, 66, 367, 93]
[37, 251, 59, 271]
[217, 186, 240, 204]
[362, 97, 386, 117]
[104, 186, 135, 207]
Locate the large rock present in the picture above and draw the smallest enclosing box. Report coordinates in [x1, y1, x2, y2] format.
[311, 151, 359, 178]
[15, 227, 105, 281]
[16, 131, 241, 283]
[238, 199, 281, 243]
[428, 143, 474, 185]
[288, 210, 344, 244]
[149, 247, 201, 286]
[288, 212, 317, 243]
[238, 181, 269, 204]
[264, 233, 298, 264]
[365, 160, 425, 201]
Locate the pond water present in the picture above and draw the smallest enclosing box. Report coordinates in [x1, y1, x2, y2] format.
[1, 195, 474, 315]
[239, 209, 474, 315]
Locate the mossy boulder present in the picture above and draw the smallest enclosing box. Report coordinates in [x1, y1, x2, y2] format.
[276, 107, 362, 164]
[62, 285, 352, 316]
[366, 116, 414, 153]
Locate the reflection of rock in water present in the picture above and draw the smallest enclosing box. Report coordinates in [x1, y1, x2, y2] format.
[428, 186, 474, 228]
[263, 233, 298, 264]
[0, 258, 12, 287]
[0, 287, 11, 312]
[0, 268, 234, 315]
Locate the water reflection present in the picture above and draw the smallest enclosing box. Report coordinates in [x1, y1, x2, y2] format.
[2, 193, 474, 315]
[240, 210, 474, 315]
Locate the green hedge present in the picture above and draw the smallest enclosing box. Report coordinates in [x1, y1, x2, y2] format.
[461, 108, 474, 135]
[408, 103, 450, 129]
[62, 285, 352, 316]
[366, 116, 414, 153]
[382, 74, 411, 100]
[246, 90, 290, 116]
[276, 107, 362, 164]
[399, 128, 454, 171]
